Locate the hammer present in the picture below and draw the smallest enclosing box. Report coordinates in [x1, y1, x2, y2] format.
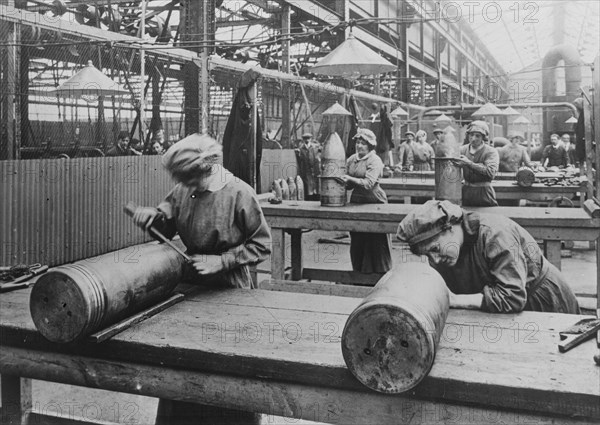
[123, 202, 192, 264]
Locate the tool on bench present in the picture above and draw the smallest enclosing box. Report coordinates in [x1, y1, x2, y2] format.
[123, 202, 192, 263]
[558, 317, 600, 353]
[0, 264, 48, 293]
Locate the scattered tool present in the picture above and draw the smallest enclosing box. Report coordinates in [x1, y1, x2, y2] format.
[0, 264, 49, 293]
[558, 317, 600, 353]
[123, 202, 192, 263]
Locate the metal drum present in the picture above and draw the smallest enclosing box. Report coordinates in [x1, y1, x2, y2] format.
[434, 157, 463, 205]
[30, 242, 186, 343]
[320, 132, 346, 207]
[516, 166, 535, 187]
[341, 262, 449, 393]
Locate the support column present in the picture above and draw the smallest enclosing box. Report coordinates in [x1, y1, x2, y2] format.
[180, 0, 215, 135]
[0, 0, 20, 159]
[280, 4, 292, 147]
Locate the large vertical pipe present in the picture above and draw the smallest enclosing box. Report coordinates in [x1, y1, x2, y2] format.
[541, 44, 582, 138]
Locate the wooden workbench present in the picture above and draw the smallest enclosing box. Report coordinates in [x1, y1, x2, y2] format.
[0, 287, 598, 424]
[379, 177, 587, 205]
[262, 201, 600, 286]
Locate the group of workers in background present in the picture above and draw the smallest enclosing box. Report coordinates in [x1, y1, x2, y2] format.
[105, 128, 171, 157]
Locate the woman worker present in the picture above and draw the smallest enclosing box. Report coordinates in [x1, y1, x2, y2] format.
[340, 128, 392, 273]
[397, 200, 580, 314]
[411, 129, 435, 171]
[452, 120, 499, 206]
[132, 133, 271, 424]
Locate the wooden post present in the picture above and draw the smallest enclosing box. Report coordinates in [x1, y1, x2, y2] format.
[249, 83, 257, 190]
[280, 5, 291, 147]
[139, 0, 147, 142]
[0, 376, 32, 425]
[583, 88, 594, 200]
[0, 0, 19, 159]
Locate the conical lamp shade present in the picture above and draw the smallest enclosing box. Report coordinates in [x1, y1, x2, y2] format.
[322, 102, 352, 116]
[310, 34, 396, 79]
[471, 102, 504, 117]
[502, 106, 521, 116]
[391, 106, 408, 117]
[513, 115, 530, 124]
[434, 113, 452, 122]
[50, 60, 129, 98]
[565, 116, 578, 124]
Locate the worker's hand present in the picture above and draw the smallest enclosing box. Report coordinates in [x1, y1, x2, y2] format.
[191, 254, 223, 276]
[450, 155, 472, 167]
[132, 207, 160, 231]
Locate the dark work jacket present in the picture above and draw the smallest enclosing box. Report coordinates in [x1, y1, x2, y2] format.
[222, 88, 263, 193]
[431, 211, 579, 314]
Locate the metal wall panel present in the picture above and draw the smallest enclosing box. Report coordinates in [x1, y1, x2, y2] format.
[0, 156, 173, 267]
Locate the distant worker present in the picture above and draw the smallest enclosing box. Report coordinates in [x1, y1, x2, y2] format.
[451, 121, 499, 206]
[429, 126, 444, 154]
[498, 132, 533, 172]
[106, 131, 137, 156]
[295, 132, 321, 200]
[541, 134, 568, 168]
[397, 200, 580, 314]
[411, 130, 435, 172]
[561, 133, 576, 166]
[341, 128, 392, 274]
[397, 131, 415, 171]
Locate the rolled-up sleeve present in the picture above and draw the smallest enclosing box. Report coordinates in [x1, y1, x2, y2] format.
[220, 189, 272, 271]
[480, 231, 528, 313]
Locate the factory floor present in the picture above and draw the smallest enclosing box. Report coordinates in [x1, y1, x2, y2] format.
[15, 230, 600, 424]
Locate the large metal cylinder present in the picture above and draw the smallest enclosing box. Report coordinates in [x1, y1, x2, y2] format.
[341, 262, 449, 393]
[434, 158, 462, 205]
[30, 243, 186, 343]
[320, 131, 347, 206]
[516, 167, 535, 187]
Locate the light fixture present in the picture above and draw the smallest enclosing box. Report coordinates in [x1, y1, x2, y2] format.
[565, 116, 578, 124]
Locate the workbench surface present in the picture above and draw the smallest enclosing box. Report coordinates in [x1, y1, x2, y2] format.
[1, 286, 598, 424]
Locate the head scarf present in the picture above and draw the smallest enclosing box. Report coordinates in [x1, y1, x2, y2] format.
[162, 133, 223, 180]
[396, 200, 464, 245]
[353, 127, 377, 147]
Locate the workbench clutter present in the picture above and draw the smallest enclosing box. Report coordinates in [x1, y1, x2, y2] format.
[0, 263, 48, 293]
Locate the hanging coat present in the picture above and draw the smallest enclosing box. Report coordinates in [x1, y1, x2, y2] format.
[344, 95, 360, 158]
[222, 87, 264, 193]
[375, 105, 394, 160]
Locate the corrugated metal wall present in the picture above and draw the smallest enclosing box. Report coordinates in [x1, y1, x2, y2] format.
[1, 156, 173, 266]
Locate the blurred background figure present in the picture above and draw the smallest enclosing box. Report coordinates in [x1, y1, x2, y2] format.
[498, 132, 533, 172]
[295, 132, 321, 200]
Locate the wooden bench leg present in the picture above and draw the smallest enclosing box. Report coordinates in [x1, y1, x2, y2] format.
[0, 375, 32, 425]
[290, 229, 303, 281]
[271, 228, 286, 280]
[545, 240, 562, 270]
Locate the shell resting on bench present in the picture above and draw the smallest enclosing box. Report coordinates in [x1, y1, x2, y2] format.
[342, 262, 449, 393]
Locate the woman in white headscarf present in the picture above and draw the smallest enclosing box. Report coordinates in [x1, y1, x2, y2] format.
[340, 128, 392, 274]
[410, 129, 435, 172]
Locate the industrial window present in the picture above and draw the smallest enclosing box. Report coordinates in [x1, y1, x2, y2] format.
[423, 23, 435, 59]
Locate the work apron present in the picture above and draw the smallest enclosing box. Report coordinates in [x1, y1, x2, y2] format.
[462, 181, 498, 207]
